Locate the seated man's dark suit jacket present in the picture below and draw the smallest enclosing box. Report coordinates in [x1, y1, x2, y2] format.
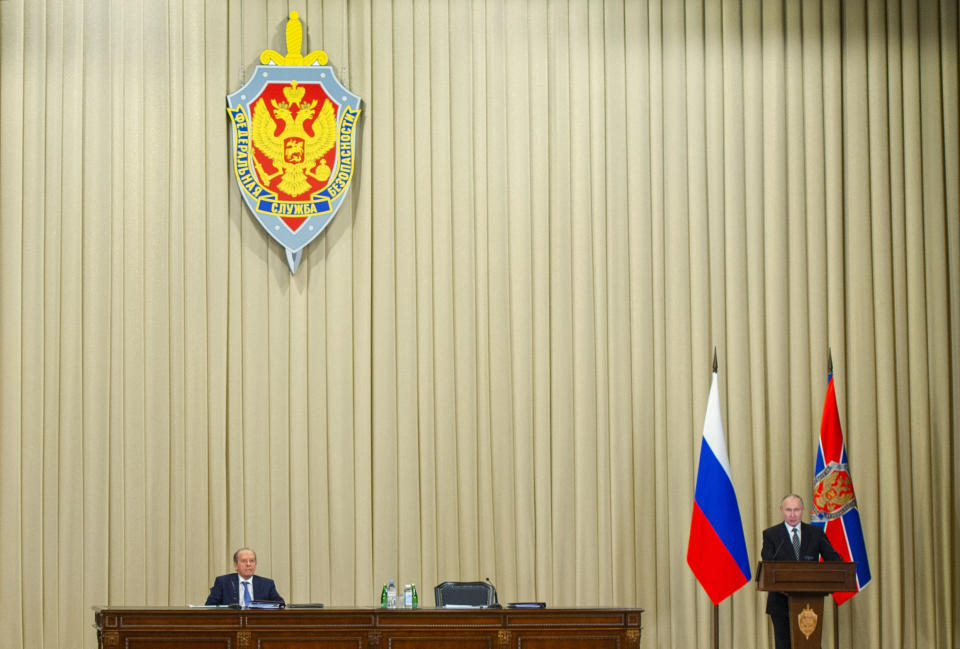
[760, 521, 842, 617]
[205, 573, 284, 606]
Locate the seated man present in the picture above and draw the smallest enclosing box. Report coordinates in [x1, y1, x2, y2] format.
[761, 494, 841, 649]
[205, 547, 284, 606]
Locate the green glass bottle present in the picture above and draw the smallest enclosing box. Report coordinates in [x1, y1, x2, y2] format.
[411, 584, 418, 609]
[380, 583, 388, 608]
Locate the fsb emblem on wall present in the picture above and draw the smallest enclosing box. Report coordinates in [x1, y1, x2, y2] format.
[228, 11, 361, 273]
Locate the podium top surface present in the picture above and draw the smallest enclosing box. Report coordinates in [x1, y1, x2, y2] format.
[756, 561, 858, 593]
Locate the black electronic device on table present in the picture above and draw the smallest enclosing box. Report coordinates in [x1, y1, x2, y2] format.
[434, 581, 500, 608]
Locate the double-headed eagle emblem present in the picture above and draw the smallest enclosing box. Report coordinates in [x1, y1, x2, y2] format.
[251, 81, 337, 198]
[812, 465, 856, 517]
[227, 11, 362, 273]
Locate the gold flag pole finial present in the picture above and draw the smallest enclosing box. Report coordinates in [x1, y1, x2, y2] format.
[260, 11, 328, 66]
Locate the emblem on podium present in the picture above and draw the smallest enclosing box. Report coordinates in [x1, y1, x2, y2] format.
[797, 603, 819, 640]
[228, 11, 362, 273]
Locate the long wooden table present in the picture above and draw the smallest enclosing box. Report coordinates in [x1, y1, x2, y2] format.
[95, 606, 643, 649]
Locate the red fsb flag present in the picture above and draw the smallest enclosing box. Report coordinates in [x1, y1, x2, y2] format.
[811, 372, 872, 604]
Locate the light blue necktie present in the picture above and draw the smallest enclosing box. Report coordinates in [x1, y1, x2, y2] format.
[242, 581, 252, 607]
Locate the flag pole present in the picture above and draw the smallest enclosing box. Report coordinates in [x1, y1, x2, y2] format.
[712, 347, 719, 649]
[713, 603, 719, 649]
[828, 348, 838, 649]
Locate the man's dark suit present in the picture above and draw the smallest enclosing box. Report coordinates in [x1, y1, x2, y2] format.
[205, 573, 284, 606]
[760, 522, 841, 649]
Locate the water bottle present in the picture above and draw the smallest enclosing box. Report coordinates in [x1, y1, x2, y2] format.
[380, 583, 388, 608]
[403, 584, 413, 608]
[387, 579, 398, 608]
[411, 584, 418, 609]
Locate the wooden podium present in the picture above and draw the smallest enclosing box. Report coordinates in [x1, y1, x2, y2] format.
[756, 561, 857, 649]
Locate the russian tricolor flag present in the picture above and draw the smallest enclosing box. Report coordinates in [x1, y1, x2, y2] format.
[811, 371, 871, 604]
[687, 371, 751, 604]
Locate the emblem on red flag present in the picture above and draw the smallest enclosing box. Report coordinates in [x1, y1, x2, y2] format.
[228, 11, 361, 273]
[813, 464, 856, 516]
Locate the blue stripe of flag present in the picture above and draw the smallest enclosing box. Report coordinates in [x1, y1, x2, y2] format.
[693, 442, 751, 580]
[841, 508, 872, 586]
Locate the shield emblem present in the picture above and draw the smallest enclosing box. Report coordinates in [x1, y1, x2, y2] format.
[227, 11, 361, 273]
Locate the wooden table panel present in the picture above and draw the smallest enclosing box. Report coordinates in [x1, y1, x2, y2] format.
[94, 607, 642, 649]
[254, 635, 365, 649]
[125, 638, 235, 649]
[516, 633, 625, 649]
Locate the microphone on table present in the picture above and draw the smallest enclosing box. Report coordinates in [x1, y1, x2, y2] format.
[485, 577, 502, 608]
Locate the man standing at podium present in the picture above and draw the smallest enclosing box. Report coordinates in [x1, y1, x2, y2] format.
[761, 494, 841, 649]
[205, 548, 285, 606]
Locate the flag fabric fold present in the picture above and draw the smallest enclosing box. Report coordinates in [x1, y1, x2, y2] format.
[687, 372, 751, 604]
[811, 372, 871, 604]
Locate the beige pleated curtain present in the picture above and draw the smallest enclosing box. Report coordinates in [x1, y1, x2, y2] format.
[0, 0, 957, 648]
